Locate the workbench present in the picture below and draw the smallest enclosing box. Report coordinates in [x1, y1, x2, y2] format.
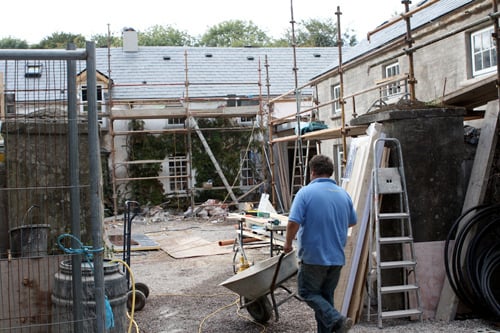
[227, 213, 288, 257]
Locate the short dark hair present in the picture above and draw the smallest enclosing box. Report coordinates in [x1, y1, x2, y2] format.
[309, 155, 334, 177]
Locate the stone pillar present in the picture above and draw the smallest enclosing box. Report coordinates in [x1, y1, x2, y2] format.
[351, 107, 466, 242]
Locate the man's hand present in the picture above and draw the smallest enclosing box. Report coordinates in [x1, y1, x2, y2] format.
[283, 242, 293, 253]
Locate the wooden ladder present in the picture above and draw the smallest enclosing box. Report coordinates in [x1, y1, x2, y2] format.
[290, 139, 311, 199]
[367, 137, 423, 328]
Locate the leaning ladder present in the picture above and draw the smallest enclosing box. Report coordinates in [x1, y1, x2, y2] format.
[367, 138, 423, 328]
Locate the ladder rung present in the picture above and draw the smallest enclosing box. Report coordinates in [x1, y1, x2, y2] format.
[378, 212, 410, 219]
[379, 236, 413, 244]
[381, 309, 422, 319]
[381, 284, 419, 294]
[380, 260, 416, 269]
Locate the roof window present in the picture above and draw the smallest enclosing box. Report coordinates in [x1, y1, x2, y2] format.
[25, 64, 42, 78]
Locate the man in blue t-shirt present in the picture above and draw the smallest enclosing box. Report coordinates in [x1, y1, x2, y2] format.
[284, 154, 357, 333]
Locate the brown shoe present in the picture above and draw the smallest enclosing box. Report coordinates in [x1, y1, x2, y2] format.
[335, 317, 353, 333]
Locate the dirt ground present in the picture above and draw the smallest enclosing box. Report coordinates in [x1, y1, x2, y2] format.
[105, 214, 497, 333]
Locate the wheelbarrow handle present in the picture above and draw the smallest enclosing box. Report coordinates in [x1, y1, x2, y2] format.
[270, 252, 286, 291]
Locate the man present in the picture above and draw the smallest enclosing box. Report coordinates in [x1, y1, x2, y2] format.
[283, 154, 357, 333]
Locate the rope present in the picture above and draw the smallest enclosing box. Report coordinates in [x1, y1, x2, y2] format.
[56, 234, 114, 329]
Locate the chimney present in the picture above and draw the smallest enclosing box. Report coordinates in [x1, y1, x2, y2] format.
[122, 28, 138, 52]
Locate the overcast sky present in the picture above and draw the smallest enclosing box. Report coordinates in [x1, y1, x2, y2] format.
[1, 0, 403, 44]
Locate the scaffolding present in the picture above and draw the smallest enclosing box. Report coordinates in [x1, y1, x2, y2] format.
[106, 50, 269, 217]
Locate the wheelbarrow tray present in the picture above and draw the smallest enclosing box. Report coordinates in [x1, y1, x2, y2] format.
[219, 250, 298, 300]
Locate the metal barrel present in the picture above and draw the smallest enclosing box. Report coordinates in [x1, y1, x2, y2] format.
[51, 259, 128, 332]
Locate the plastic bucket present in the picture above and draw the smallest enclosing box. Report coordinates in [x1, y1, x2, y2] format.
[51, 259, 128, 332]
[9, 224, 50, 257]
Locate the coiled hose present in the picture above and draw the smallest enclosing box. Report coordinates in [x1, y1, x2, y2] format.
[444, 203, 500, 320]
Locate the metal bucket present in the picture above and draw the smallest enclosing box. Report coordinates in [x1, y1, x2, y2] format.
[9, 224, 50, 257]
[51, 259, 128, 332]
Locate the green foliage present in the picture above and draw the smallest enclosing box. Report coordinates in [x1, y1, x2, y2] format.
[199, 20, 271, 47]
[138, 25, 195, 46]
[91, 34, 122, 48]
[0, 37, 29, 49]
[125, 120, 169, 205]
[123, 117, 257, 205]
[1, 18, 359, 48]
[191, 118, 256, 201]
[34, 32, 87, 49]
[286, 18, 357, 47]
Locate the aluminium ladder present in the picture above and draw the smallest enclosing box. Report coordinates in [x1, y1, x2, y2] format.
[368, 138, 423, 328]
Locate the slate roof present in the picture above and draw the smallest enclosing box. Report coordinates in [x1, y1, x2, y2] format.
[95, 46, 338, 100]
[313, 0, 476, 78]
[0, 47, 338, 102]
[1, 0, 475, 102]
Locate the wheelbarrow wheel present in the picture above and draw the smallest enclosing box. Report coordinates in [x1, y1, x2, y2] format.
[127, 289, 147, 312]
[244, 296, 273, 323]
[134, 282, 150, 298]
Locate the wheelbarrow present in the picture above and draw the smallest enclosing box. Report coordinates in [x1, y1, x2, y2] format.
[219, 250, 301, 323]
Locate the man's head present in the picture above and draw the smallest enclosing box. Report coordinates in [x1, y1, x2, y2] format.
[309, 155, 334, 179]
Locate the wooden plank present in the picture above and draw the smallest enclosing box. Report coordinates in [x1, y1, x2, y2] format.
[435, 100, 499, 321]
[337, 123, 383, 320]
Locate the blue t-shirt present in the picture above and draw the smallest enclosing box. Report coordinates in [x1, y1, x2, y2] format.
[288, 178, 357, 266]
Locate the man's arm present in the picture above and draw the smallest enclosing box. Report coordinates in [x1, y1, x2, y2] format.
[283, 220, 300, 253]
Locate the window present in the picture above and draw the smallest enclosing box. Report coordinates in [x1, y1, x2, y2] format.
[81, 85, 103, 102]
[333, 144, 344, 184]
[81, 85, 105, 114]
[240, 150, 261, 187]
[331, 84, 341, 115]
[25, 64, 42, 78]
[239, 116, 256, 124]
[384, 62, 401, 98]
[166, 117, 185, 126]
[471, 27, 497, 77]
[167, 156, 188, 192]
[5, 93, 15, 114]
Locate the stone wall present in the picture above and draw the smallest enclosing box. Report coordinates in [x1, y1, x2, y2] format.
[351, 107, 466, 242]
[1, 121, 91, 255]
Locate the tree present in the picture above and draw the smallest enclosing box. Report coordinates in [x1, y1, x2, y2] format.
[34, 32, 87, 49]
[285, 18, 357, 47]
[91, 33, 122, 48]
[199, 20, 271, 47]
[138, 25, 195, 46]
[0, 37, 29, 49]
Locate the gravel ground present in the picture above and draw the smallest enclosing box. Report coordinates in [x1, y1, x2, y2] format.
[106, 215, 499, 333]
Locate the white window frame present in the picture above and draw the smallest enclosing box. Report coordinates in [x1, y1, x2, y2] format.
[80, 85, 105, 114]
[471, 26, 497, 77]
[25, 64, 43, 78]
[239, 115, 256, 124]
[384, 62, 401, 98]
[331, 84, 341, 116]
[166, 117, 185, 127]
[333, 144, 344, 184]
[166, 156, 189, 193]
[240, 150, 260, 187]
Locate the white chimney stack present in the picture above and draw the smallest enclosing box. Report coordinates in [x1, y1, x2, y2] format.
[122, 28, 138, 52]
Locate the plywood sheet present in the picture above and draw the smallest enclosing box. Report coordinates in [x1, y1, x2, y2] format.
[337, 123, 383, 321]
[148, 233, 232, 259]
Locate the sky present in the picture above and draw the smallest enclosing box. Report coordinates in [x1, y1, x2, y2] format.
[1, 0, 403, 44]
